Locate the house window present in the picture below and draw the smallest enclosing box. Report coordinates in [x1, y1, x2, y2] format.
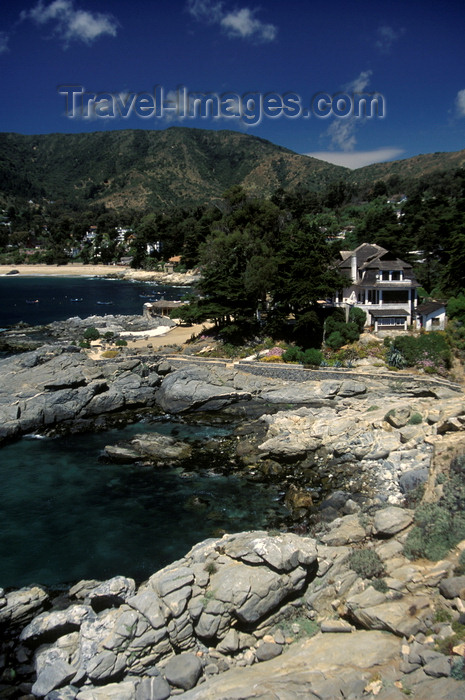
[367, 289, 379, 304]
[432, 318, 441, 327]
[382, 290, 409, 304]
[377, 317, 406, 326]
[391, 271, 401, 281]
[357, 291, 365, 303]
[381, 271, 390, 281]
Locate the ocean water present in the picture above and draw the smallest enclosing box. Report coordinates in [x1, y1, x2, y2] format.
[0, 275, 191, 327]
[0, 276, 287, 589]
[0, 420, 286, 589]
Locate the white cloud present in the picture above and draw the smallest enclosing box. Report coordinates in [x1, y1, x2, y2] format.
[0, 31, 9, 54]
[375, 25, 404, 53]
[321, 70, 377, 152]
[326, 119, 358, 151]
[186, 0, 277, 43]
[21, 0, 118, 46]
[187, 0, 223, 23]
[455, 89, 465, 118]
[345, 69, 372, 94]
[221, 8, 277, 41]
[306, 147, 405, 170]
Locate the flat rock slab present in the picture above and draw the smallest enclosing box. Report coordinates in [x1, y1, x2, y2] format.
[373, 507, 414, 536]
[180, 631, 401, 699]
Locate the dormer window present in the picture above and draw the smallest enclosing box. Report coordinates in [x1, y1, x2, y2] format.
[381, 270, 390, 281]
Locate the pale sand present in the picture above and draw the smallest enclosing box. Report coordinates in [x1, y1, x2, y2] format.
[88, 322, 213, 359]
[0, 263, 199, 284]
[124, 322, 213, 350]
[0, 263, 128, 277]
[0, 263, 209, 353]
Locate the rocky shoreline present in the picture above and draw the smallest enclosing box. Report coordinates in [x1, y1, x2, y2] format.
[1, 338, 465, 698]
[4, 521, 465, 699]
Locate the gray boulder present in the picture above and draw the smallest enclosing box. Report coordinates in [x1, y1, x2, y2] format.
[439, 575, 465, 599]
[0, 585, 49, 627]
[136, 676, 171, 700]
[88, 576, 136, 610]
[255, 642, 282, 661]
[129, 434, 192, 462]
[31, 659, 76, 697]
[20, 605, 93, 643]
[156, 365, 251, 413]
[372, 507, 414, 537]
[164, 652, 202, 690]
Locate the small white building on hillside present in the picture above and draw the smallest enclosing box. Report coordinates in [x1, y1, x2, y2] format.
[416, 301, 447, 331]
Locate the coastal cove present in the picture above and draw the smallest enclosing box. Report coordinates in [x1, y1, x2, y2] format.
[0, 274, 192, 327]
[0, 274, 288, 591]
[0, 418, 287, 589]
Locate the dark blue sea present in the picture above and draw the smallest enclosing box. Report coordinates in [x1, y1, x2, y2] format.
[0, 276, 286, 589]
[0, 275, 190, 327]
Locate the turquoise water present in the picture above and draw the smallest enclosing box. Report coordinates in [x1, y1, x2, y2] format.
[0, 276, 191, 327]
[0, 420, 286, 589]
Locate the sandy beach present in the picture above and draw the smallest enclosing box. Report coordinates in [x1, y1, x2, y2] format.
[0, 263, 207, 352]
[0, 263, 200, 285]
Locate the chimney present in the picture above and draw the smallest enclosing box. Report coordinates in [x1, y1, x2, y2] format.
[351, 254, 358, 284]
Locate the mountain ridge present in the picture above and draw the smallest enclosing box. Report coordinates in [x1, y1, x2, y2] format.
[0, 126, 464, 211]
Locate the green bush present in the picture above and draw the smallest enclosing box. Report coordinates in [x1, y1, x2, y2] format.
[326, 330, 345, 350]
[408, 412, 423, 425]
[115, 338, 127, 347]
[404, 473, 465, 561]
[349, 307, 367, 333]
[348, 549, 385, 579]
[371, 578, 389, 593]
[451, 659, 465, 681]
[392, 332, 451, 370]
[83, 326, 100, 341]
[302, 348, 323, 366]
[282, 345, 303, 363]
[447, 294, 465, 323]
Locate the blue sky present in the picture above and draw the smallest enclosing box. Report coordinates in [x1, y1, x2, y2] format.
[1, 0, 464, 169]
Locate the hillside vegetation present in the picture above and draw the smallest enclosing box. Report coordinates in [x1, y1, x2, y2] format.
[0, 128, 347, 210]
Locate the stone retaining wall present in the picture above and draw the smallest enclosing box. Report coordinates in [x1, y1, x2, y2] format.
[157, 355, 462, 393]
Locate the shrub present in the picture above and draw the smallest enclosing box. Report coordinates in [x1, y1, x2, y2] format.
[302, 348, 323, 366]
[349, 307, 367, 333]
[408, 412, 423, 425]
[371, 578, 389, 593]
[391, 332, 451, 370]
[115, 339, 127, 347]
[451, 659, 465, 681]
[261, 355, 283, 362]
[386, 345, 407, 369]
[326, 330, 345, 350]
[348, 549, 385, 579]
[79, 340, 90, 349]
[101, 350, 119, 358]
[83, 326, 100, 341]
[404, 473, 465, 561]
[282, 345, 303, 363]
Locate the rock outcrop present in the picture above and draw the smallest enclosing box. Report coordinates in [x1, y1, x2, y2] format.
[4, 525, 465, 699]
[0, 345, 161, 443]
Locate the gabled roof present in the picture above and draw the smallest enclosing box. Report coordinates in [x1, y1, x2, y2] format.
[417, 301, 446, 315]
[338, 243, 388, 270]
[337, 243, 416, 279]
